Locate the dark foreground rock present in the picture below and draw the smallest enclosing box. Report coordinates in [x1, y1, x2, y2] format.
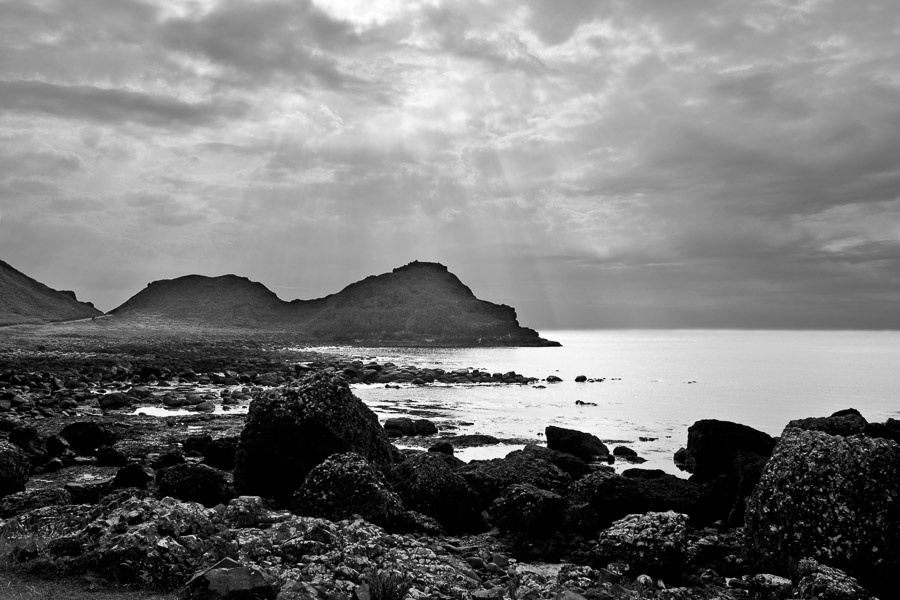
[0, 440, 30, 497]
[292, 452, 404, 528]
[545, 426, 610, 462]
[233, 373, 395, 503]
[744, 427, 900, 596]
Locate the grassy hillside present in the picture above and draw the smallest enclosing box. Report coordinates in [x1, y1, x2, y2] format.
[0, 260, 102, 326]
[109, 261, 557, 346]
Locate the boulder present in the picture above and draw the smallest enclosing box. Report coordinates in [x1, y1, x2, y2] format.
[95, 445, 129, 467]
[593, 511, 689, 579]
[234, 373, 395, 503]
[680, 419, 776, 483]
[489, 483, 565, 537]
[389, 452, 483, 533]
[0, 440, 30, 498]
[185, 557, 277, 600]
[383, 417, 437, 437]
[293, 452, 404, 528]
[0, 487, 71, 518]
[864, 418, 900, 444]
[793, 558, 873, 600]
[204, 436, 239, 470]
[223, 496, 266, 529]
[519, 444, 592, 478]
[156, 463, 233, 507]
[112, 464, 154, 489]
[458, 450, 571, 509]
[545, 426, 609, 462]
[744, 428, 900, 596]
[9, 425, 47, 461]
[59, 421, 118, 454]
[572, 469, 701, 529]
[785, 408, 868, 437]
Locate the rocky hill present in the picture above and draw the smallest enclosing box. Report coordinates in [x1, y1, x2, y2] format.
[0, 259, 102, 326]
[111, 261, 558, 346]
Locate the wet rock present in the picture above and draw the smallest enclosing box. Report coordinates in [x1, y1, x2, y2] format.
[489, 483, 565, 537]
[593, 511, 689, 579]
[223, 496, 266, 529]
[428, 441, 454, 455]
[863, 418, 900, 444]
[234, 373, 394, 503]
[745, 427, 900, 596]
[0, 440, 30, 498]
[389, 451, 483, 533]
[99, 392, 134, 410]
[383, 417, 417, 437]
[293, 453, 404, 528]
[95, 445, 129, 467]
[0, 487, 71, 518]
[680, 419, 776, 482]
[185, 556, 277, 600]
[545, 426, 609, 462]
[458, 450, 571, 509]
[156, 463, 233, 507]
[786, 408, 868, 437]
[112, 464, 154, 489]
[793, 558, 873, 600]
[572, 469, 701, 530]
[59, 421, 118, 454]
[9, 425, 47, 461]
[519, 444, 592, 479]
[204, 436, 239, 470]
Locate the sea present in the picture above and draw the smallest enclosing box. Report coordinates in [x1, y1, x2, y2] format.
[317, 330, 900, 476]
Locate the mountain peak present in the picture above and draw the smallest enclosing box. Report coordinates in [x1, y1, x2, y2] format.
[0, 259, 102, 326]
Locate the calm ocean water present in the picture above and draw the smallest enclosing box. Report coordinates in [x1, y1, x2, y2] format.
[330, 330, 900, 475]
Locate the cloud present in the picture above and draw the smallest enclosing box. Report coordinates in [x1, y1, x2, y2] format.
[0, 80, 246, 128]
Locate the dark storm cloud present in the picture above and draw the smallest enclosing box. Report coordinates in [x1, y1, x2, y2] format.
[0, 80, 246, 128]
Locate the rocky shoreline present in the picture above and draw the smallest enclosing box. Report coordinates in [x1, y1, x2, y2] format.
[1, 335, 897, 600]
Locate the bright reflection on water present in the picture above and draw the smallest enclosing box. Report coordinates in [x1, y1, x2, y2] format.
[333, 330, 900, 475]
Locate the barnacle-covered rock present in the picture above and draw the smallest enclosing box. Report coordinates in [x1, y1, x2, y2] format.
[0, 440, 30, 498]
[234, 373, 395, 503]
[592, 511, 689, 578]
[745, 428, 900, 596]
[292, 452, 404, 528]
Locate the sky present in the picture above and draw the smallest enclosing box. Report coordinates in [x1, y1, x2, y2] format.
[1, 0, 899, 329]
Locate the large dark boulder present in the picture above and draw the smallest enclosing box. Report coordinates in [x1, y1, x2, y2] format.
[545, 426, 609, 462]
[681, 419, 776, 483]
[0, 440, 30, 498]
[593, 511, 689, 579]
[489, 483, 565, 537]
[572, 469, 701, 529]
[458, 450, 571, 509]
[744, 428, 900, 596]
[59, 422, 118, 454]
[293, 452, 404, 528]
[203, 436, 239, 470]
[9, 425, 47, 462]
[233, 373, 395, 503]
[785, 408, 868, 437]
[156, 463, 233, 507]
[519, 444, 592, 478]
[389, 452, 483, 533]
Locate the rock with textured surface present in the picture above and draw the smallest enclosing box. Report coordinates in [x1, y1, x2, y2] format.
[458, 449, 572, 509]
[0, 487, 71, 518]
[389, 451, 483, 533]
[489, 483, 565, 536]
[156, 463, 233, 507]
[185, 557, 277, 600]
[572, 469, 701, 529]
[744, 428, 900, 596]
[0, 440, 30, 498]
[59, 421, 118, 454]
[593, 511, 689, 578]
[793, 558, 873, 600]
[680, 419, 775, 482]
[234, 373, 395, 503]
[293, 452, 404, 528]
[786, 408, 868, 437]
[545, 426, 609, 462]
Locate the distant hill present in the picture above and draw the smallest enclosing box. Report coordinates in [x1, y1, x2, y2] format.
[0, 259, 102, 326]
[111, 261, 558, 346]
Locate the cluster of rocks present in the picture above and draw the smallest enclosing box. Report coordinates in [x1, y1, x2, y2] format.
[1, 370, 897, 600]
[327, 359, 538, 386]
